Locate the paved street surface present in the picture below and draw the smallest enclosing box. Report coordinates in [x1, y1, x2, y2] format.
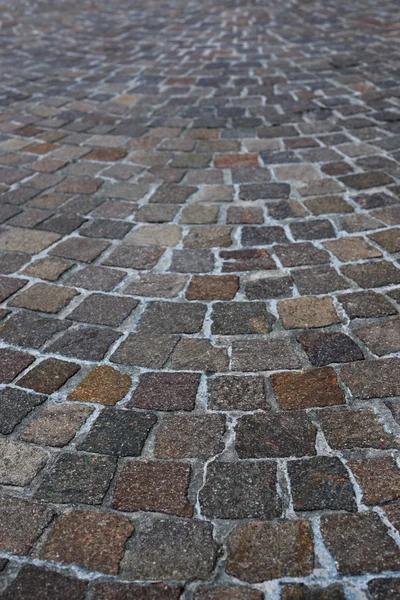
[0, 0, 400, 597]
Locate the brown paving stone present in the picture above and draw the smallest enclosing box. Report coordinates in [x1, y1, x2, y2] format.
[22, 256, 74, 280]
[17, 358, 80, 393]
[183, 225, 232, 248]
[304, 196, 353, 215]
[57, 177, 103, 194]
[111, 333, 179, 368]
[8, 282, 78, 313]
[226, 206, 264, 224]
[207, 375, 266, 410]
[170, 338, 230, 371]
[103, 244, 164, 269]
[122, 518, 217, 580]
[193, 587, 263, 600]
[340, 358, 400, 399]
[130, 371, 200, 411]
[112, 460, 192, 516]
[186, 275, 239, 300]
[125, 274, 187, 298]
[341, 261, 400, 288]
[0, 227, 60, 253]
[40, 510, 133, 574]
[0, 348, 34, 383]
[232, 337, 301, 371]
[339, 290, 397, 319]
[369, 228, 400, 253]
[154, 414, 226, 458]
[67, 293, 138, 326]
[320, 512, 400, 575]
[236, 411, 317, 458]
[0, 275, 26, 301]
[317, 409, 399, 450]
[69, 365, 131, 405]
[221, 248, 276, 272]
[281, 583, 346, 600]
[90, 582, 183, 600]
[271, 367, 345, 410]
[65, 265, 126, 291]
[349, 456, 400, 505]
[355, 318, 400, 356]
[19, 403, 93, 446]
[324, 237, 382, 261]
[226, 520, 314, 582]
[50, 237, 109, 262]
[0, 565, 87, 600]
[278, 296, 340, 329]
[0, 496, 53, 555]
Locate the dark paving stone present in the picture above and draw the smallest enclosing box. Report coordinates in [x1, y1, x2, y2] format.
[338, 290, 397, 318]
[207, 375, 266, 410]
[137, 301, 206, 334]
[129, 372, 200, 411]
[170, 249, 215, 273]
[17, 358, 80, 394]
[199, 461, 281, 519]
[34, 453, 116, 504]
[46, 326, 121, 360]
[349, 456, 400, 505]
[0, 275, 26, 301]
[0, 496, 53, 555]
[102, 245, 164, 269]
[67, 293, 138, 326]
[292, 266, 350, 295]
[341, 261, 400, 288]
[280, 584, 346, 600]
[80, 219, 133, 239]
[231, 338, 301, 371]
[241, 225, 287, 246]
[355, 318, 400, 356]
[50, 237, 109, 262]
[340, 358, 400, 399]
[368, 578, 400, 600]
[65, 265, 126, 291]
[0, 565, 87, 600]
[0, 387, 46, 434]
[245, 275, 293, 299]
[111, 333, 179, 368]
[154, 414, 226, 458]
[77, 408, 156, 456]
[211, 302, 275, 335]
[298, 331, 364, 366]
[0, 348, 34, 384]
[290, 219, 336, 240]
[288, 456, 356, 512]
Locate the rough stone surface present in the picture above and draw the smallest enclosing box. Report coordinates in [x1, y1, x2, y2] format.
[271, 367, 345, 410]
[69, 366, 131, 405]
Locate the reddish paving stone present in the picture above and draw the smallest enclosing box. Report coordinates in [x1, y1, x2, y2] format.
[90, 582, 183, 600]
[349, 457, 400, 505]
[8, 282, 78, 313]
[154, 414, 226, 458]
[19, 403, 93, 447]
[17, 358, 80, 394]
[40, 510, 133, 574]
[121, 518, 217, 580]
[69, 366, 131, 405]
[236, 412, 317, 458]
[320, 512, 400, 575]
[298, 331, 364, 366]
[278, 296, 340, 329]
[112, 460, 192, 516]
[130, 371, 200, 411]
[214, 154, 258, 168]
[0, 348, 34, 383]
[85, 148, 127, 161]
[340, 358, 400, 399]
[0, 565, 87, 600]
[77, 408, 156, 457]
[288, 457, 356, 512]
[199, 461, 281, 519]
[226, 520, 314, 582]
[0, 496, 53, 555]
[317, 409, 399, 450]
[271, 367, 345, 410]
[186, 275, 239, 300]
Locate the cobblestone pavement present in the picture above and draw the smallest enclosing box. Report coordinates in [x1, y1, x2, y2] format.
[0, 0, 400, 597]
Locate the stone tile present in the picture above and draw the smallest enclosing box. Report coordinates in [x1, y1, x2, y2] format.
[317, 409, 398, 450]
[0, 348, 34, 383]
[149, 183, 197, 204]
[111, 333, 179, 368]
[17, 358, 80, 394]
[170, 338, 230, 371]
[19, 403, 92, 447]
[290, 219, 336, 240]
[325, 236, 382, 261]
[339, 213, 382, 233]
[186, 275, 239, 300]
[69, 366, 131, 405]
[340, 358, 400, 399]
[112, 460, 192, 516]
[200, 461, 281, 519]
[103, 244, 165, 269]
[369, 228, 400, 253]
[341, 261, 400, 288]
[368, 579, 400, 600]
[304, 196, 353, 215]
[183, 225, 232, 248]
[239, 183, 291, 201]
[0, 228, 60, 253]
[241, 225, 287, 246]
[245, 275, 293, 299]
[226, 206, 264, 224]
[46, 326, 121, 360]
[77, 408, 156, 457]
[135, 204, 179, 223]
[22, 257, 74, 281]
[90, 582, 182, 600]
[0, 275, 26, 301]
[236, 412, 317, 458]
[137, 301, 205, 334]
[278, 296, 340, 329]
[0, 387, 46, 434]
[67, 293, 138, 327]
[355, 318, 400, 356]
[339, 170, 393, 189]
[130, 372, 200, 411]
[80, 218, 132, 239]
[288, 457, 356, 512]
[40, 510, 133, 574]
[0, 565, 87, 600]
[170, 249, 215, 273]
[275, 243, 330, 267]
[207, 375, 266, 410]
[154, 414, 226, 458]
[0, 496, 53, 555]
[281, 583, 346, 599]
[211, 301, 275, 335]
[65, 265, 125, 291]
[35, 453, 116, 504]
[193, 587, 263, 600]
[320, 513, 400, 574]
[50, 237, 109, 262]
[0, 312, 69, 348]
[221, 249, 276, 272]
[226, 520, 313, 582]
[338, 290, 397, 319]
[0, 439, 48, 485]
[232, 337, 301, 371]
[271, 367, 345, 410]
[121, 519, 217, 580]
[292, 266, 350, 295]
[8, 282, 78, 313]
[299, 331, 364, 366]
[125, 274, 187, 298]
[0, 251, 30, 274]
[349, 456, 400, 505]
[125, 224, 181, 246]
